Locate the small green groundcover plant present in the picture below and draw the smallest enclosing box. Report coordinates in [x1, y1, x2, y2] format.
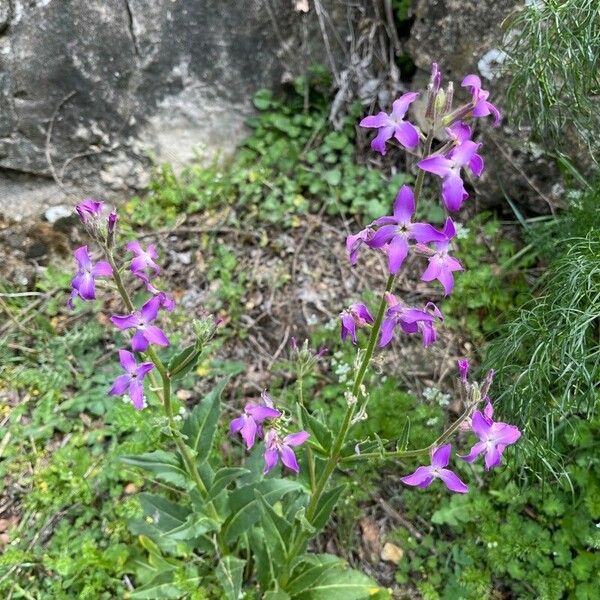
[66, 64, 522, 598]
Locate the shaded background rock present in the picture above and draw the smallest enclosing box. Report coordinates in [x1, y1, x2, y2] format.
[0, 0, 346, 219]
[0, 0, 561, 221]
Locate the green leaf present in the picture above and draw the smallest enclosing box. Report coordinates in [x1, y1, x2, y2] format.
[295, 564, 390, 599]
[286, 554, 344, 597]
[324, 169, 341, 186]
[215, 556, 245, 600]
[129, 572, 188, 599]
[301, 406, 333, 452]
[167, 345, 202, 380]
[120, 450, 191, 490]
[253, 88, 274, 110]
[223, 479, 303, 544]
[207, 467, 250, 501]
[255, 491, 293, 561]
[264, 592, 291, 600]
[181, 378, 228, 462]
[311, 483, 347, 532]
[396, 418, 411, 452]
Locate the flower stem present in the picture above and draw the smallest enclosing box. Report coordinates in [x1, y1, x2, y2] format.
[105, 251, 212, 503]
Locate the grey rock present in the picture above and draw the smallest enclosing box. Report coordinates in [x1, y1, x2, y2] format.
[0, 0, 344, 217]
[44, 204, 71, 223]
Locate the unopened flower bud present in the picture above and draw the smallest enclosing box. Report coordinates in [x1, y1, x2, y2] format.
[458, 359, 469, 382]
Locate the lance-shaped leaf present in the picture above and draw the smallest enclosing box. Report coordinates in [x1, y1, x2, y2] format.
[311, 483, 347, 532]
[223, 479, 302, 544]
[129, 571, 192, 599]
[285, 554, 344, 597]
[168, 344, 202, 380]
[120, 450, 192, 490]
[396, 417, 411, 452]
[300, 406, 333, 452]
[255, 490, 293, 564]
[207, 467, 250, 502]
[181, 378, 229, 462]
[215, 556, 246, 600]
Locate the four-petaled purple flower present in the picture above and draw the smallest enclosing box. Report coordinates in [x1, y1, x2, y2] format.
[461, 74, 501, 126]
[340, 303, 374, 344]
[380, 293, 443, 348]
[420, 218, 463, 295]
[366, 185, 447, 273]
[418, 139, 484, 212]
[68, 246, 113, 307]
[346, 227, 373, 266]
[263, 430, 310, 474]
[401, 444, 468, 493]
[109, 349, 154, 410]
[230, 394, 282, 450]
[460, 402, 521, 470]
[76, 199, 105, 223]
[111, 296, 170, 352]
[127, 241, 160, 277]
[359, 92, 420, 155]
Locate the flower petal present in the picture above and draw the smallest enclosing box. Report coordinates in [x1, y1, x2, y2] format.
[111, 313, 139, 330]
[450, 140, 480, 167]
[240, 417, 258, 449]
[394, 120, 420, 149]
[471, 411, 492, 438]
[92, 261, 113, 277]
[74, 246, 92, 270]
[400, 466, 434, 488]
[263, 448, 279, 474]
[283, 431, 310, 447]
[461, 74, 482, 92]
[392, 185, 415, 222]
[359, 112, 391, 128]
[109, 374, 131, 396]
[431, 444, 452, 468]
[137, 362, 155, 378]
[386, 235, 409, 274]
[469, 153, 485, 177]
[437, 469, 469, 493]
[484, 445, 502, 470]
[142, 325, 170, 347]
[76, 273, 96, 300]
[370, 126, 395, 155]
[280, 445, 300, 473]
[391, 92, 419, 119]
[230, 415, 246, 434]
[129, 379, 146, 410]
[131, 330, 149, 352]
[411, 223, 447, 244]
[368, 224, 397, 248]
[246, 405, 282, 421]
[493, 423, 521, 446]
[140, 296, 161, 324]
[459, 441, 486, 463]
[119, 349, 137, 373]
[378, 318, 396, 347]
[418, 155, 454, 178]
[442, 173, 468, 212]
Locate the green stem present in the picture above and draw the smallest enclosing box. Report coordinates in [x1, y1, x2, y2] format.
[340, 405, 474, 463]
[105, 251, 213, 504]
[297, 376, 316, 493]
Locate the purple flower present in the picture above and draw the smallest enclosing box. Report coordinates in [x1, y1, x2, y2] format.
[68, 246, 113, 307]
[230, 391, 281, 449]
[420, 218, 463, 295]
[134, 272, 175, 311]
[340, 303, 374, 344]
[461, 74, 501, 126]
[127, 241, 160, 277]
[263, 430, 310, 474]
[110, 296, 170, 352]
[366, 185, 447, 273]
[379, 293, 443, 348]
[76, 199, 105, 223]
[401, 444, 468, 493]
[346, 227, 373, 266]
[430, 62, 441, 94]
[108, 211, 118, 235]
[460, 403, 521, 469]
[458, 359, 470, 382]
[359, 92, 420, 155]
[418, 141, 484, 212]
[109, 349, 154, 410]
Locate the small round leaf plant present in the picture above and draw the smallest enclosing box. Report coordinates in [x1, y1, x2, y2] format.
[67, 64, 521, 595]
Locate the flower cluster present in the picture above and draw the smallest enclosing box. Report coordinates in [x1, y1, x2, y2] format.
[230, 391, 310, 475]
[342, 63, 520, 493]
[401, 361, 521, 493]
[68, 199, 173, 410]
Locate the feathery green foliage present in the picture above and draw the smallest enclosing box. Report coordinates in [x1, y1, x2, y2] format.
[484, 184, 600, 477]
[504, 0, 600, 161]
